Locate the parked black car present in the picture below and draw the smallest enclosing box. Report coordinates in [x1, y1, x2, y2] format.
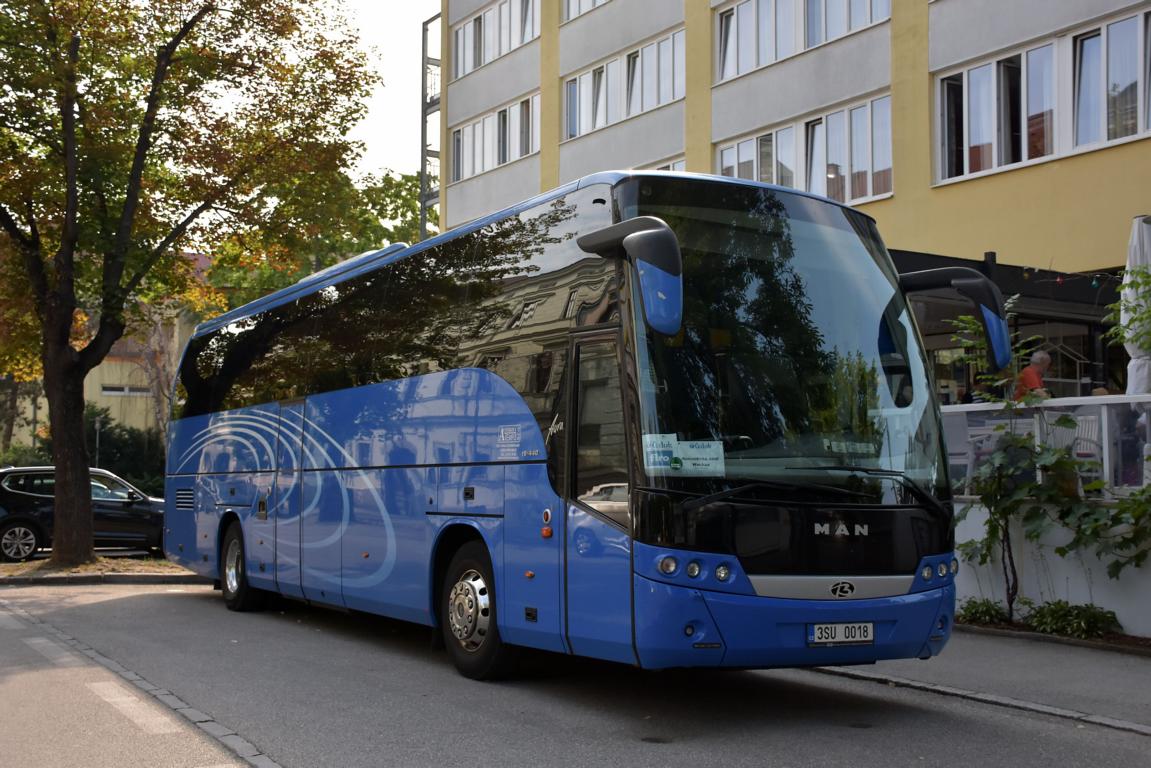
[0, 466, 164, 562]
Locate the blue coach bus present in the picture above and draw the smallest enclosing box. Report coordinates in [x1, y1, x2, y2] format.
[165, 172, 1011, 679]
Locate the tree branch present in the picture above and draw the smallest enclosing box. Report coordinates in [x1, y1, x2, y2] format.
[55, 32, 81, 297]
[108, 3, 214, 273]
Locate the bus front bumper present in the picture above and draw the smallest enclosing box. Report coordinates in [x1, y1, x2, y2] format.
[632, 574, 954, 670]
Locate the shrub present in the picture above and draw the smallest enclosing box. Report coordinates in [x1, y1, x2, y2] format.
[956, 597, 1008, 625]
[1023, 600, 1121, 639]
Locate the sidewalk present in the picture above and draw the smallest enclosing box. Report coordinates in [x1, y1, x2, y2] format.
[817, 628, 1151, 735]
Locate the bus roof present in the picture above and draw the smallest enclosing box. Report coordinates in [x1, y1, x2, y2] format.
[191, 170, 866, 338]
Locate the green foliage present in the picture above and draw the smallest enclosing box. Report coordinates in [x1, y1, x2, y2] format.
[1023, 600, 1122, 639]
[0, 442, 50, 468]
[206, 169, 430, 309]
[956, 597, 1008, 625]
[41, 404, 165, 497]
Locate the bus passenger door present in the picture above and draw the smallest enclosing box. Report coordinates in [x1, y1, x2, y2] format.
[564, 337, 637, 665]
[273, 400, 305, 599]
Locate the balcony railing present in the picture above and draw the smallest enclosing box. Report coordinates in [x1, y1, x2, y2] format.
[942, 394, 1151, 497]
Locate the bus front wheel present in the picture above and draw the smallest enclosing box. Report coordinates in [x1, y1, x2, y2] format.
[441, 540, 517, 680]
[221, 523, 266, 612]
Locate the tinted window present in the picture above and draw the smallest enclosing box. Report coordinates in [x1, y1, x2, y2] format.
[174, 187, 617, 436]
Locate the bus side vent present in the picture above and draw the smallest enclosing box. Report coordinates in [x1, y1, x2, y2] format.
[175, 489, 195, 511]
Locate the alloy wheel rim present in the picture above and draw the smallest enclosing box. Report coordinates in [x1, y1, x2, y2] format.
[225, 538, 241, 595]
[447, 569, 490, 652]
[1, 526, 36, 560]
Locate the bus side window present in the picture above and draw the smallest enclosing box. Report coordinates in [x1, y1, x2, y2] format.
[573, 340, 629, 527]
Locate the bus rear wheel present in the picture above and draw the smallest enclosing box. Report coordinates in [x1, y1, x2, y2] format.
[441, 540, 517, 680]
[221, 523, 266, 612]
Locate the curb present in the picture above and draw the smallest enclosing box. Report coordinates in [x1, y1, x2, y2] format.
[0, 598, 281, 767]
[955, 623, 1151, 659]
[812, 666, 1151, 738]
[0, 573, 211, 586]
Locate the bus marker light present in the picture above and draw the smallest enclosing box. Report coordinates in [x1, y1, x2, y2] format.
[684, 624, 695, 637]
[950, 559, 959, 575]
[362, 552, 370, 559]
[686, 561, 701, 578]
[525, 571, 535, 579]
[715, 564, 731, 582]
[541, 526, 553, 539]
[542, 508, 552, 524]
[921, 566, 933, 581]
[659, 556, 678, 575]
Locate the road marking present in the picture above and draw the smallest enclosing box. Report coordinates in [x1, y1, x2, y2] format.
[0, 609, 24, 629]
[87, 681, 181, 735]
[24, 636, 83, 666]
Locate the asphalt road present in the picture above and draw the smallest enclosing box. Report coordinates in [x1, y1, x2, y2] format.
[2, 583, 1147, 768]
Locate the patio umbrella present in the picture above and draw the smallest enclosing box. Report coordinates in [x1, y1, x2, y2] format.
[1121, 215, 1151, 482]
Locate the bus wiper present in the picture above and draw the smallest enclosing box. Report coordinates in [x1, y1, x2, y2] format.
[679, 480, 871, 513]
[798, 464, 947, 514]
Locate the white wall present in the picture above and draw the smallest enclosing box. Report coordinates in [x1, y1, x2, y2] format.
[559, 101, 685, 182]
[956, 504, 1151, 637]
[446, 41, 540, 127]
[559, 0, 684, 76]
[711, 22, 890, 144]
[445, 154, 540, 227]
[929, 0, 1145, 71]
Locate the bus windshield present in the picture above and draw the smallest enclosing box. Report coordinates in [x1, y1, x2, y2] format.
[622, 177, 946, 501]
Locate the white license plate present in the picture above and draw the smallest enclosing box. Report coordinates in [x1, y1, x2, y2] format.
[807, 622, 874, 646]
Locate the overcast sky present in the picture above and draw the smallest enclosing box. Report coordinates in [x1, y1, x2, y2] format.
[342, 0, 442, 177]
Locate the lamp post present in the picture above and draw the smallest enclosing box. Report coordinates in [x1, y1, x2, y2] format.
[94, 416, 102, 468]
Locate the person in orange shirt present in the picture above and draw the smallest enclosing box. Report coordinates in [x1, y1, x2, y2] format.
[1014, 350, 1051, 400]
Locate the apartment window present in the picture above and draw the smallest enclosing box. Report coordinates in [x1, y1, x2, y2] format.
[825, 110, 846, 202]
[519, 98, 532, 156]
[452, 129, 462, 182]
[720, 94, 890, 202]
[757, 134, 773, 183]
[566, 78, 579, 139]
[565, 31, 684, 139]
[564, 0, 609, 22]
[1107, 16, 1139, 140]
[719, 8, 738, 79]
[1027, 45, 1055, 159]
[940, 42, 1057, 180]
[497, 109, 509, 165]
[805, 0, 822, 49]
[449, 93, 541, 184]
[452, 0, 540, 80]
[1075, 32, 1103, 146]
[651, 159, 687, 172]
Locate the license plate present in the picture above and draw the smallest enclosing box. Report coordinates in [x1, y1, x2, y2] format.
[807, 622, 874, 646]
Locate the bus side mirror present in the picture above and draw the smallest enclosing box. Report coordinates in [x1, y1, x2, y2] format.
[899, 267, 1012, 371]
[577, 216, 683, 336]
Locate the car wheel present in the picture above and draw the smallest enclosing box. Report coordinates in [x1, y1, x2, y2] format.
[0, 521, 41, 563]
[220, 523, 266, 612]
[441, 540, 517, 680]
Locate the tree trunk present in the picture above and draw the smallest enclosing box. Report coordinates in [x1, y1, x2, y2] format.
[43, 348, 95, 566]
[1, 381, 17, 452]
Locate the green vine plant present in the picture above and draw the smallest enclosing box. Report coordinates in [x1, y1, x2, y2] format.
[948, 309, 1107, 620]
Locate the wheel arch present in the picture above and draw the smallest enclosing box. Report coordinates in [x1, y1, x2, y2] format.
[430, 522, 489, 627]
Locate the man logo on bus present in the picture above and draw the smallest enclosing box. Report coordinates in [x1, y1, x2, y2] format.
[814, 522, 869, 537]
[830, 581, 856, 598]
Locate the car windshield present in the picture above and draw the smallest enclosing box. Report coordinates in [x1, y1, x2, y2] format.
[620, 177, 947, 500]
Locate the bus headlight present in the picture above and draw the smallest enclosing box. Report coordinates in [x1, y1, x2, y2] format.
[937, 563, 948, 578]
[715, 564, 731, 582]
[685, 561, 701, 578]
[921, 566, 933, 581]
[659, 556, 678, 575]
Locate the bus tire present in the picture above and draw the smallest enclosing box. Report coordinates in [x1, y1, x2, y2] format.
[220, 523, 266, 612]
[441, 540, 517, 680]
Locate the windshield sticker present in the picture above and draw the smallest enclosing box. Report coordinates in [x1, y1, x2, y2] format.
[643, 435, 725, 476]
